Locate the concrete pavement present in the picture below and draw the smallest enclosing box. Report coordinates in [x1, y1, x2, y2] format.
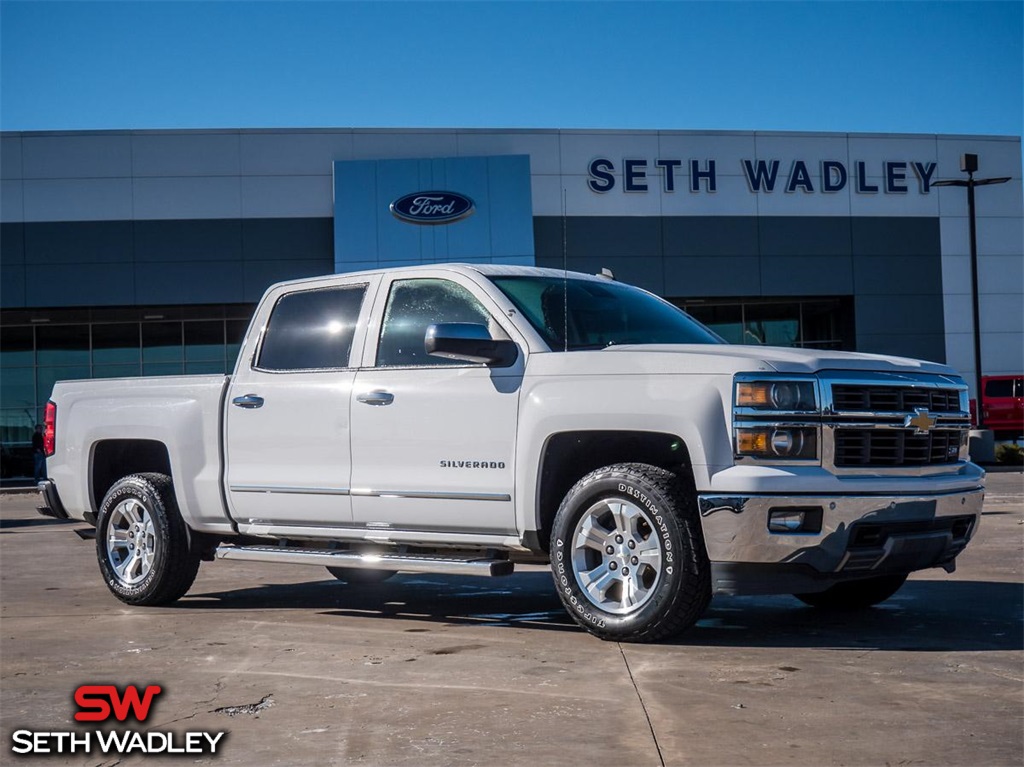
[1, 472, 1021, 766]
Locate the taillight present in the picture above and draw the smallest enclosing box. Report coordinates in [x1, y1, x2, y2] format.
[44, 401, 56, 457]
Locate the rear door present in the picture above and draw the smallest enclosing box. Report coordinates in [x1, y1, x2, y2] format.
[225, 276, 380, 528]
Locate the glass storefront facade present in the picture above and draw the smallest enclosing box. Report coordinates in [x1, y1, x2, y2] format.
[677, 296, 855, 351]
[0, 293, 856, 477]
[0, 304, 254, 462]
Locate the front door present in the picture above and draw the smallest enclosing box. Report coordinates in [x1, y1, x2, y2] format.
[349, 275, 524, 535]
[225, 277, 378, 528]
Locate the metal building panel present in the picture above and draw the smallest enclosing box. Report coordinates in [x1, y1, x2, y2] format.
[241, 175, 333, 218]
[1, 180, 23, 222]
[22, 135, 132, 179]
[23, 178, 133, 222]
[1, 135, 23, 179]
[658, 175, 759, 217]
[132, 133, 241, 177]
[938, 181, 1023, 218]
[240, 131, 353, 175]
[352, 131, 458, 160]
[456, 131, 560, 175]
[133, 177, 242, 220]
[936, 138, 1022, 181]
[656, 133, 757, 178]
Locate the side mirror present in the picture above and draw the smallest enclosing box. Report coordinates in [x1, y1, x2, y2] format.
[425, 323, 518, 367]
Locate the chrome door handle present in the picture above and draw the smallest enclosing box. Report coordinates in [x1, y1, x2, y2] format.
[356, 390, 394, 406]
[232, 394, 265, 409]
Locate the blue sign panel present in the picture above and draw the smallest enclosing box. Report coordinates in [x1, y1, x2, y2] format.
[333, 155, 535, 273]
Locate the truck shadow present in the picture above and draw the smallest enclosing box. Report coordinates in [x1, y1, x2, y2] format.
[183, 573, 1022, 651]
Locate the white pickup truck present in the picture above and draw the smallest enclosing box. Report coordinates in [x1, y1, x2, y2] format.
[39, 264, 984, 642]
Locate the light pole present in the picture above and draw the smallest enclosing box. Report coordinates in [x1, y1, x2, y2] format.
[931, 153, 1010, 429]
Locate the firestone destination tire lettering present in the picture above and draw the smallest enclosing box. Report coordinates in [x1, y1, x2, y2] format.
[550, 462, 712, 642]
[95, 473, 201, 606]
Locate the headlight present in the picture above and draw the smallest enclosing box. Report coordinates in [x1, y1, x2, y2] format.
[736, 427, 818, 460]
[736, 380, 817, 412]
[733, 375, 821, 464]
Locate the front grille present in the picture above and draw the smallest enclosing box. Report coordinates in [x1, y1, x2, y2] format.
[833, 429, 962, 467]
[832, 385, 961, 413]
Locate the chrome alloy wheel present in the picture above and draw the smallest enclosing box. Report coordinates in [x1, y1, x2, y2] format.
[570, 498, 663, 615]
[105, 498, 156, 585]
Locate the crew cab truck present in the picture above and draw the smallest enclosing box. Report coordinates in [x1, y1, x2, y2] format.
[39, 265, 985, 642]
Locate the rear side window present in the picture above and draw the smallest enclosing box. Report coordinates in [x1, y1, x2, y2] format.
[257, 285, 366, 371]
[985, 379, 1014, 398]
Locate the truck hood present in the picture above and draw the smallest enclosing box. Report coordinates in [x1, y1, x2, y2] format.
[527, 344, 961, 378]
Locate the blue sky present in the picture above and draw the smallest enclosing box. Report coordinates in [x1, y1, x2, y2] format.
[1, 1, 1021, 136]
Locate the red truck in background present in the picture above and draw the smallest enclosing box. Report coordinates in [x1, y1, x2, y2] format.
[972, 375, 1024, 438]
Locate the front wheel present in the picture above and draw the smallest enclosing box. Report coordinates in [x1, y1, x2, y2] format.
[96, 473, 201, 606]
[794, 573, 909, 609]
[550, 463, 711, 643]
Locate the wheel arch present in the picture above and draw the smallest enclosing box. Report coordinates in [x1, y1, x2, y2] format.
[529, 430, 696, 553]
[91, 439, 172, 512]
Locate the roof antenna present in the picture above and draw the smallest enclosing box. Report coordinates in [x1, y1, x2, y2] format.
[561, 187, 568, 352]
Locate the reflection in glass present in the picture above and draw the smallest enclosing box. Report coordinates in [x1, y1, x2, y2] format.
[186, 360, 227, 375]
[37, 366, 90, 404]
[1, 408, 35, 445]
[185, 321, 225, 361]
[258, 286, 365, 371]
[36, 325, 89, 365]
[142, 362, 184, 377]
[142, 323, 183, 363]
[0, 367, 34, 410]
[743, 303, 799, 346]
[92, 324, 141, 364]
[1, 326, 33, 368]
[93, 364, 142, 379]
[684, 304, 743, 345]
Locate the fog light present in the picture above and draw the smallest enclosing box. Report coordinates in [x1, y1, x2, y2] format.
[768, 507, 823, 534]
[769, 510, 806, 532]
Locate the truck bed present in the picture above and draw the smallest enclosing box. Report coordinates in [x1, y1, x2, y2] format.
[46, 374, 233, 534]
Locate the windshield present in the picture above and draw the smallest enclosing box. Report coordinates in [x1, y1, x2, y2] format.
[491, 276, 723, 350]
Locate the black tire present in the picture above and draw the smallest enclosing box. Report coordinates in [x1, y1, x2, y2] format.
[325, 567, 396, 584]
[794, 573, 909, 609]
[550, 462, 711, 643]
[96, 473, 201, 606]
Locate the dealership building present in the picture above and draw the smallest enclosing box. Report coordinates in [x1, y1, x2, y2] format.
[1, 128, 1022, 451]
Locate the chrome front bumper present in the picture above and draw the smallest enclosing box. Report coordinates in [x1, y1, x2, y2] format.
[697, 487, 984, 595]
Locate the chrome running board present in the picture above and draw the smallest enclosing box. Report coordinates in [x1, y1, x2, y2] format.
[214, 544, 514, 577]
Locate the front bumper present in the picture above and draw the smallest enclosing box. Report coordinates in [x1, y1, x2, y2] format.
[698, 487, 983, 595]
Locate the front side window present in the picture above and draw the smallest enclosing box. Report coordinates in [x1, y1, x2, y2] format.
[377, 278, 495, 367]
[257, 285, 366, 371]
[492, 276, 722, 350]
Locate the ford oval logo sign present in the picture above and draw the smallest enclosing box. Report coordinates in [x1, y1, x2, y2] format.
[390, 191, 475, 225]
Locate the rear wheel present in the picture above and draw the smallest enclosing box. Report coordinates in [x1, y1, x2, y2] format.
[794, 573, 909, 609]
[550, 462, 711, 642]
[326, 567, 396, 584]
[96, 473, 200, 606]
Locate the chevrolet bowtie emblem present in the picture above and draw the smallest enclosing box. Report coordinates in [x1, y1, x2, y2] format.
[905, 408, 937, 434]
